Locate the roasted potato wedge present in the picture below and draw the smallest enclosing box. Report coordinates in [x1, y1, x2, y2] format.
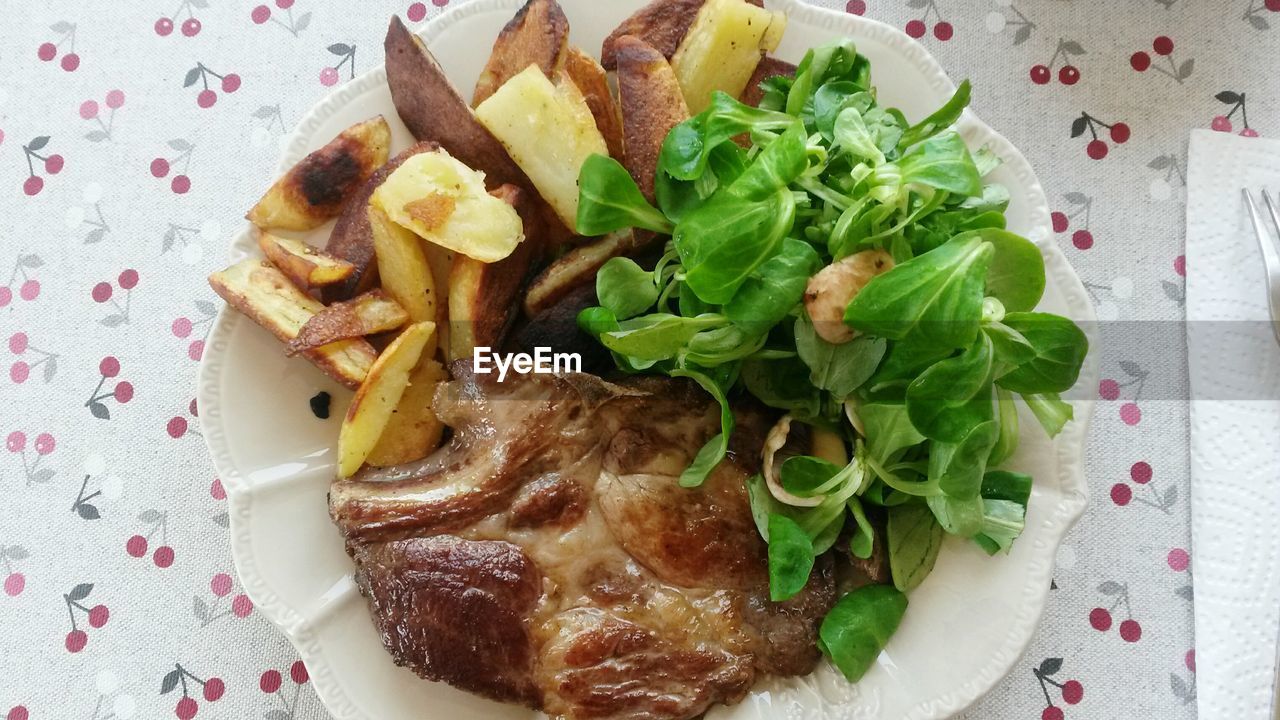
[512, 283, 613, 375]
[448, 185, 543, 361]
[472, 0, 570, 106]
[368, 205, 439, 360]
[384, 15, 573, 244]
[601, 0, 707, 70]
[615, 35, 690, 201]
[524, 230, 643, 316]
[562, 46, 625, 160]
[474, 66, 609, 230]
[207, 259, 377, 388]
[364, 358, 447, 467]
[257, 232, 355, 290]
[671, 0, 786, 113]
[385, 16, 529, 193]
[323, 141, 439, 303]
[286, 289, 408, 356]
[372, 149, 525, 263]
[741, 55, 797, 107]
[246, 116, 391, 232]
[338, 321, 436, 477]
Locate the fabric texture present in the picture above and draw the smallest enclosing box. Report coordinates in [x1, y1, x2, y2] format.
[1, 0, 1277, 718]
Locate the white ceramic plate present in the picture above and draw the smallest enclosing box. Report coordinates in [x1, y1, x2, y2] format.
[198, 1, 1098, 718]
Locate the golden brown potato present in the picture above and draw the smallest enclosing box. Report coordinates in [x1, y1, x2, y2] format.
[740, 55, 797, 107]
[286, 289, 408, 356]
[208, 259, 377, 388]
[601, 0, 706, 70]
[803, 249, 894, 344]
[338, 321, 436, 477]
[367, 205, 438, 361]
[384, 15, 573, 245]
[670, 0, 787, 113]
[524, 230, 641, 316]
[364, 358, 447, 467]
[562, 46, 625, 161]
[372, 149, 525, 263]
[615, 36, 690, 202]
[447, 185, 543, 361]
[257, 232, 355, 290]
[474, 66, 609, 230]
[472, 0, 570, 106]
[246, 116, 391, 232]
[323, 141, 440, 303]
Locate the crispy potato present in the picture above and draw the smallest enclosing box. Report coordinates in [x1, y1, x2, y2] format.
[338, 321, 436, 477]
[286, 289, 408, 356]
[372, 149, 525, 263]
[740, 55, 797, 107]
[615, 36, 690, 201]
[448, 185, 543, 361]
[524, 230, 642, 316]
[247, 116, 391, 231]
[562, 46, 625, 160]
[601, 0, 706, 70]
[323, 141, 439, 303]
[671, 0, 787, 114]
[368, 205, 438, 360]
[420, 241, 455, 354]
[474, 66, 609, 230]
[257, 232, 355, 290]
[385, 16, 528, 193]
[472, 0, 570, 106]
[804, 249, 894, 344]
[384, 15, 573, 245]
[364, 358, 447, 467]
[208, 259, 377, 388]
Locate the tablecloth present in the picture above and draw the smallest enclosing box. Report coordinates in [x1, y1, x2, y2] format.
[1, 1, 1276, 718]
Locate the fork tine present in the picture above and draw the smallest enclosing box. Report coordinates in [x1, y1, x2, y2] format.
[1243, 189, 1269, 244]
[1262, 190, 1280, 251]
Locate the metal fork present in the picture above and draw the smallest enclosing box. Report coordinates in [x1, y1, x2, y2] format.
[1242, 189, 1280, 345]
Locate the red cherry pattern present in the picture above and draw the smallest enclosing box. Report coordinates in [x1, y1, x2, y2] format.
[150, 139, 196, 194]
[1130, 36, 1193, 84]
[1091, 581, 1143, 645]
[1071, 112, 1129, 160]
[183, 64, 241, 109]
[320, 41, 358, 86]
[1033, 658, 1083, 719]
[1051, 192, 1096, 251]
[161, 663, 227, 717]
[155, 0, 210, 39]
[1211, 90, 1258, 136]
[62, 582, 108, 652]
[902, 2, 953, 43]
[36, 21, 81, 72]
[1029, 39, 1085, 86]
[20, 137, 63, 196]
[252, 0, 312, 36]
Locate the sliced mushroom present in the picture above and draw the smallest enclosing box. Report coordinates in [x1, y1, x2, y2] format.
[761, 415, 822, 508]
[803, 249, 895, 344]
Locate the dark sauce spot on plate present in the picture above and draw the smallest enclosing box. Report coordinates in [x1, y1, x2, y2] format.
[310, 391, 332, 420]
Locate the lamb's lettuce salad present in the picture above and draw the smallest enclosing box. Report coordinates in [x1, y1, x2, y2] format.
[573, 39, 1087, 681]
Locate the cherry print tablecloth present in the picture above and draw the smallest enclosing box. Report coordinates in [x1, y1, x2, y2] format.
[1, 1, 1277, 718]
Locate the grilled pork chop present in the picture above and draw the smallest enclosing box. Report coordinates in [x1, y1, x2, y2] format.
[330, 366, 836, 719]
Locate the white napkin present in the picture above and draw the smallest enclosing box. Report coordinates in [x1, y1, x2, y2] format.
[1187, 128, 1280, 720]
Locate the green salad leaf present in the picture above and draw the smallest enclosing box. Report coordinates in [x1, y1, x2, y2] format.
[572, 36, 1089, 681]
[819, 585, 908, 682]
